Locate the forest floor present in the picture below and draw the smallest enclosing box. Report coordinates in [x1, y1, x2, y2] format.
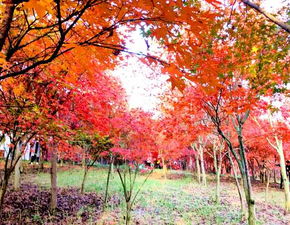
[1, 164, 289, 225]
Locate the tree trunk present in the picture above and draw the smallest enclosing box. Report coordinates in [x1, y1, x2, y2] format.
[161, 157, 167, 179]
[39, 148, 44, 171]
[199, 147, 207, 187]
[240, 168, 256, 225]
[217, 113, 254, 224]
[50, 148, 57, 212]
[0, 146, 23, 214]
[196, 154, 201, 183]
[238, 133, 256, 225]
[216, 169, 221, 204]
[265, 170, 270, 203]
[228, 152, 245, 215]
[81, 164, 88, 194]
[14, 145, 21, 190]
[250, 160, 256, 181]
[213, 147, 221, 204]
[82, 154, 86, 169]
[125, 201, 131, 225]
[104, 155, 113, 210]
[0, 173, 10, 215]
[110, 158, 114, 173]
[268, 136, 290, 214]
[260, 171, 264, 183]
[277, 143, 290, 214]
[188, 156, 193, 171]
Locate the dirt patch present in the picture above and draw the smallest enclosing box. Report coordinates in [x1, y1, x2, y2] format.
[167, 173, 186, 180]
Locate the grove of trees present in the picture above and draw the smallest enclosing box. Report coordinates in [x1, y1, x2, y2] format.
[0, 0, 289, 225]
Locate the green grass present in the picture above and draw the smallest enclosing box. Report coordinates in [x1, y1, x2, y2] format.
[34, 166, 288, 225]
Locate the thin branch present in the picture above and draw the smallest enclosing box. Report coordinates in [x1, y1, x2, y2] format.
[131, 169, 153, 205]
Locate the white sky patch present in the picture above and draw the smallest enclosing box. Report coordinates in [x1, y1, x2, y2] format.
[112, 29, 169, 115]
[261, 0, 287, 12]
[112, 56, 169, 114]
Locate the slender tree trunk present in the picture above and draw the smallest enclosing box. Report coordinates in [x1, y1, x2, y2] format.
[80, 145, 90, 194]
[260, 171, 264, 183]
[104, 155, 113, 209]
[125, 201, 131, 225]
[188, 156, 193, 171]
[39, 149, 44, 171]
[228, 152, 245, 215]
[110, 158, 114, 173]
[216, 112, 254, 224]
[14, 145, 21, 190]
[265, 170, 270, 203]
[250, 160, 256, 181]
[81, 163, 89, 194]
[216, 169, 221, 204]
[238, 133, 256, 225]
[50, 148, 57, 212]
[213, 148, 218, 203]
[82, 154, 86, 169]
[268, 137, 290, 214]
[0, 189, 4, 214]
[277, 144, 290, 214]
[161, 157, 167, 179]
[199, 147, 207, 187]
[213, 149, 222, 204]
[196, 154, 201, 183]
[0, 172, 10, 215]
[266, 112, 290, 213]
[0, 146, 23, 213]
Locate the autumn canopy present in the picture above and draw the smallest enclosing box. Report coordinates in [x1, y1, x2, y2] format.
[0, 0, 289, 224]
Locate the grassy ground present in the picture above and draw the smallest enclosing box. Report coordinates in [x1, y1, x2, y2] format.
[31, 165, 289, 225]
